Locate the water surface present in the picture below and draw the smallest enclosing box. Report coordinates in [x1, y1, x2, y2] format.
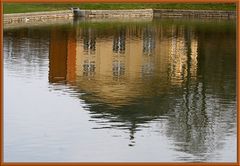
[4, 18, 236, 162]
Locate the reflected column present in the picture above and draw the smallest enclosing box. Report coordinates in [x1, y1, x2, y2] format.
[49, 28, 77, 84]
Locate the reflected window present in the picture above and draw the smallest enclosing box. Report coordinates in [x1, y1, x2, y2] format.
[143, 28, 155, 56]
[112, 60, 125, 78]
[113, 29, 126, 54]
[141, 63, 154, 77]
[83, 60, 96, 76]
[83, 29, 96, 55]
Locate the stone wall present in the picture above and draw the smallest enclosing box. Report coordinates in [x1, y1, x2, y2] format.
[4, 10, 73, 24]
[153, 9, 236, 18]
[79, 9, 153, 18]
[3, 9, 236, 26]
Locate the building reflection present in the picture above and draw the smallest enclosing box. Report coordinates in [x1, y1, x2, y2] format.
[47, 21, 236, 156]
[48, 22, 200, 139]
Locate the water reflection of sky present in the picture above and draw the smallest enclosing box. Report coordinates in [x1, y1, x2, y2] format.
[4, 18, 236, 162]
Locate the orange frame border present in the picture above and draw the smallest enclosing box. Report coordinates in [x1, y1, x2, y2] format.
[0, 0, 239, 166]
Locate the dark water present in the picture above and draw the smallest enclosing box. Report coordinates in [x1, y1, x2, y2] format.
[4, 18, 236, 162]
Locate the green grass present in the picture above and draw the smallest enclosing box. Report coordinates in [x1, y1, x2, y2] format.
[3, 3, 236, 14]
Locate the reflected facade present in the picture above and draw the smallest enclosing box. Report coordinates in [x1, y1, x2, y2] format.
[49, 22, 201, 106]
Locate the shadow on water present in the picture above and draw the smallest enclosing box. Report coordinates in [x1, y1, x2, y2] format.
[4, 18, 236, 161]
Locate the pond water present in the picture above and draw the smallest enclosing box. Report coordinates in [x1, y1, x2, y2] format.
[3, 18, 237, 162]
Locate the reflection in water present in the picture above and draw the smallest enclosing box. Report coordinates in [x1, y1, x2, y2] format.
[3, 29, 49, 80]
[113, 28, 126, 54]
[83, 28, 96, 55]
[143, 27, 155, 56]
[4, 19, 236, 162]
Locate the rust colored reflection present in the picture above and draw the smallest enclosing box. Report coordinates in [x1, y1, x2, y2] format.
[49, 28, 76, 84]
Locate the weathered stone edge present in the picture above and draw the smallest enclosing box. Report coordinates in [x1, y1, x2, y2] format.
[4, 9, 236, 25]
[153, 9, 236, 18]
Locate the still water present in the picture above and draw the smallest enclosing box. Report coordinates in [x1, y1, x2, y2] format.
[4, 18, 236, 162]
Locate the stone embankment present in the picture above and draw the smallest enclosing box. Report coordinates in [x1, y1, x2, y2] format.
[3, 9, 236, 26]
[153, 9, 236, 18]
[4, 10, 73, 24]
[78, 9, 153, 18]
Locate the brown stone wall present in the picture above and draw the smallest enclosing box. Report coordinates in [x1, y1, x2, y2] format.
[3, 9, 236, 27]
[82, 9, 153, 18]
[153, 9, 236, 19]
[4, 10, 74, 24]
